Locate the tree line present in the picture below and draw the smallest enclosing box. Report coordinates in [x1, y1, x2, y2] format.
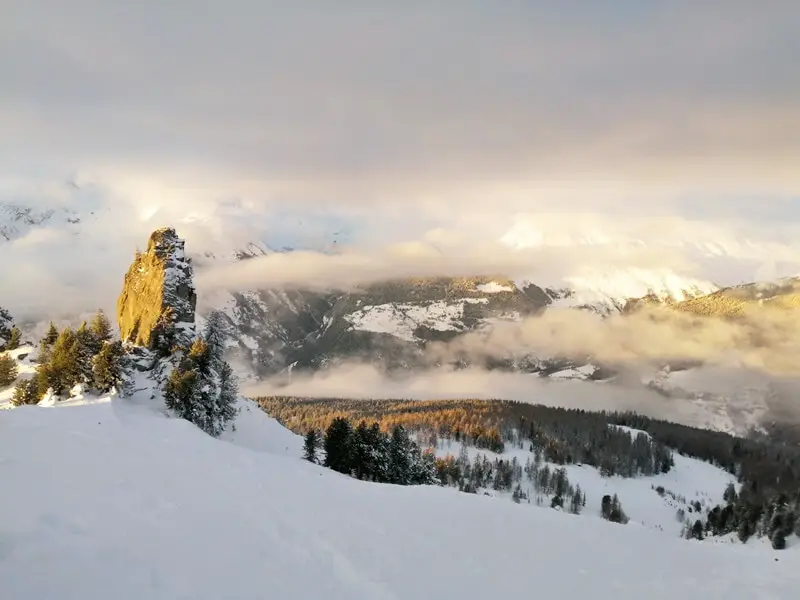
[9, 311, 125, 404]
[303, 418, 438, 485]
[259, 396, 674, 479]
[302, 410, 630, 524]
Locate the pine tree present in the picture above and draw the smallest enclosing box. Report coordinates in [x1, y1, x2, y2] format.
[570, 486, 583, 514]
[11, 375, 42, 406]
[6, 326, 21, 350]
[0, 352, 18, 387]
[164, 328, 238, 438]
[324, 417, 354, 474]
[388, 425, 413, 484]
[411, 448, 438, 485]
[164, 360, 200, 422]
[352, 421, 373, 479]
[75, 321, 97, 383]
[92, 340, 125, 393]
[89, 310, 112, 347]
[42, 328, 82, 396]
[303, 429, 320, 463]
[203, 310, 228, 358]
[215, 360, 239, 433]
[0, 307, 12, 349]
[44, 322, 59, 345]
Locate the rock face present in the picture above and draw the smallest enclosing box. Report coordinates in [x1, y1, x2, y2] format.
[117, 228, 197, 354]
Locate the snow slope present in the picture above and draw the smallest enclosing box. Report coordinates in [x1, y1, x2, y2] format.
[1, 400, 798, 599]
[432, 429, 739, 538]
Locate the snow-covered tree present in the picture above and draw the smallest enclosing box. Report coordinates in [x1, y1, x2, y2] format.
[163, 315, 238, 438]
[0, 307, 13, 350]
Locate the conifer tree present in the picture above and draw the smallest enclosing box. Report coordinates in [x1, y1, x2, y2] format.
[411, 448, 438, 485]
[42, 328, 82, 396]
[324, 417, 354, 474]
[89, 310, 112, 347]
[11, 375, 42, 406]
[37, 321, 59, 364]
[92, 340, 125, 393]
[0, 352, 18, 387]
[388, 425, 413, 484]
[44, 322, 59, 345]
[6, 326, 21, 351]
[303, 429, 320, 463]
[0, 307, 13, 349]
[75, 321, 97, 383]
[163, 324, 238, 438]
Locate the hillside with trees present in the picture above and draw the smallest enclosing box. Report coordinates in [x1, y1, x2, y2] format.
[258, 396, 800, 548]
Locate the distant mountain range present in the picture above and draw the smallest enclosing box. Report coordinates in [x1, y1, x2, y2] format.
[4, 199, 800, 436]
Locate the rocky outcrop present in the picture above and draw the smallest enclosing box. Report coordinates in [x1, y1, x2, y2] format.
[117, 227, 197, 354]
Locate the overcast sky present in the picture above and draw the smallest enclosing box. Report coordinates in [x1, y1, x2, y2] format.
[2, 1, 800, 316]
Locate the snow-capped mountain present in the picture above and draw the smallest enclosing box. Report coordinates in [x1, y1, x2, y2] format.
[0, 202, 83, 242]
[5, 202, 800, 436]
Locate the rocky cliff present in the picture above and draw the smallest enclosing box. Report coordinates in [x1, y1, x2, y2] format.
[117, 227, 197, 354]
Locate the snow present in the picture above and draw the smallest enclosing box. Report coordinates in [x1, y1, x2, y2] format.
[0, 345, 38, 408]
[549, 364, 598, 379]
[345, 299, 487, 341]
[476, 281, 514, 293]
[537, 267, 718, 314]
[2, 400, 798, 600]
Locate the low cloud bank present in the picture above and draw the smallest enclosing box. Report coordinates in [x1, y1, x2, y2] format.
[425, 305, 800, 377]
[242, 361, 796, 432]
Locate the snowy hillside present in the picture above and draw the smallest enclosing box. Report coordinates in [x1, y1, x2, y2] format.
[2, 398, 798, 599]
[432, 428, 737, 538]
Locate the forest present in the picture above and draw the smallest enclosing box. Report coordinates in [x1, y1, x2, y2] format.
[257, 395, 800, 548]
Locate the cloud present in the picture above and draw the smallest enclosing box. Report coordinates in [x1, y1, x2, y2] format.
[422, 305, 800, 378]
[3, 2, 800, 325]
[193, 233, 699, 295]
[241, 360, 800, 431]
[2, 1, 799, 220]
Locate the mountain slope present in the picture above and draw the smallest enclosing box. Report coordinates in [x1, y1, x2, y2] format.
[2, 400, 797, 599]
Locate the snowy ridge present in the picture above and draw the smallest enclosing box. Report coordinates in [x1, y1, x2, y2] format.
[0, 202, 83, 242]
[542, 267, 718, 314]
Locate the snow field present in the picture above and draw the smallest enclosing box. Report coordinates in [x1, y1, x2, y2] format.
[1, 398, 798, 599]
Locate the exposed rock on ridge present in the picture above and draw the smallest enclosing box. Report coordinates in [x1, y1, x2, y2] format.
[117, 227, 197, 354]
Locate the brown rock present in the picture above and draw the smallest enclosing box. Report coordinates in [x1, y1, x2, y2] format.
[117, 227, 197, 353]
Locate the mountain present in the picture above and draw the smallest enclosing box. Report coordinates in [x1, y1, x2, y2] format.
[665, 276, 800, 317]
[3, 203, 798, 436]
[0, 201, 87, 242]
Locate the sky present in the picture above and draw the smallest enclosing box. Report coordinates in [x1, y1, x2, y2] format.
[2, 1, 800, 317]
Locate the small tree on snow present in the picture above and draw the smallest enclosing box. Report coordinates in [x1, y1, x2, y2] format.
[303, 429, 320, 463]
[0, 352, 19, 387]
[92, 340, 125, 393]
[11, 375, 42, 406]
